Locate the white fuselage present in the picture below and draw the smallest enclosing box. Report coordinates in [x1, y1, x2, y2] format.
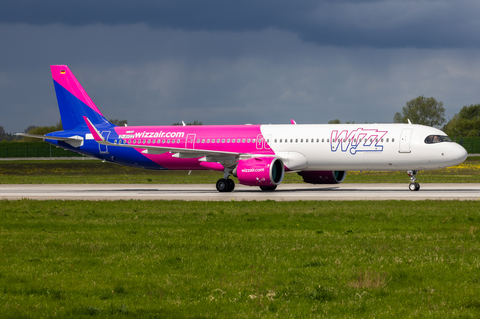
[260, 123, 467, 171]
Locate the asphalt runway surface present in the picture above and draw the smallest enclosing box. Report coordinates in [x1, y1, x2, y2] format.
[0, 183, 478, 201]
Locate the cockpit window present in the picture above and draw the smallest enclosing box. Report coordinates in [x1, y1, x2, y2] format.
[424, 135, 452, 144]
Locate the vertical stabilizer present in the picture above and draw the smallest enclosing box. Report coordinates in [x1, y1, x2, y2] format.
[51, 65, 111, 130]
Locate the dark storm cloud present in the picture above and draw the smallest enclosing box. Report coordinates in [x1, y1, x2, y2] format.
[1, 0, 480, 49]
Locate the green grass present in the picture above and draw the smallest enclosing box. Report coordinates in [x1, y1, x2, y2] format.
[1, 157, 480, 184]
[1, 200, 480, 318]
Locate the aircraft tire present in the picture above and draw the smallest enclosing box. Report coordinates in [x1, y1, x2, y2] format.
[260, 185, 277, 191]
[216, 179, 229, 192]
[227, 179, 235, 192]
[409, 183, 420, 191]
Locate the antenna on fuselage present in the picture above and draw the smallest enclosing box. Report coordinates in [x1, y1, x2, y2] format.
[407, 119, 412, 124]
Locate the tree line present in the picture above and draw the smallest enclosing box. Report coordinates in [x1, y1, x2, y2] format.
[330, 95, 480, 139]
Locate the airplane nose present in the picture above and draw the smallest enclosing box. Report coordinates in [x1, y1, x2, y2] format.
[451, 143, 468, 165]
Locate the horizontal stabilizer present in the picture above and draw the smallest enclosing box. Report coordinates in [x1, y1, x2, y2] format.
[15, 133, 84, 147]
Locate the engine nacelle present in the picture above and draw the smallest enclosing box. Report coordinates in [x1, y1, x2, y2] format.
[234, 157, 285, 187]
[298, 170, 346, 184]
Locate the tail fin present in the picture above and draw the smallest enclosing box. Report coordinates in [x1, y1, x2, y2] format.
[51, 65, 112, 130]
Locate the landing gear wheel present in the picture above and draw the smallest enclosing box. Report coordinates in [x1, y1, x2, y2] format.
[216, 179, 228, 192]
[407, 170, 420, 191]
[259, 185, 277, 191]
[216, 178, 235, 192]
[409, 182, 420, 191]
[227, 179, 235, 192]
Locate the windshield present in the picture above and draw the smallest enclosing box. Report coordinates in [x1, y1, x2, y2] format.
[424, 135, 452, 144]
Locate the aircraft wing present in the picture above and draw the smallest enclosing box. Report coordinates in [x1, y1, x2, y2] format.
[83, 117, 249, 164]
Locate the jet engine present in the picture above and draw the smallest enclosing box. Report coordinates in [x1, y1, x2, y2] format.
[298, 170, 346, 184]
[234, 157, 284, 187]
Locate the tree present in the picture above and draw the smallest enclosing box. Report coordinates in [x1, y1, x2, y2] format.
[109, 119, 128, 126]
[443, 104, 480, 137]
[172, 121, 203, 125]
[394, 96, 445, 127]
[24, 125, 38, 133]
[328, 119, 355, 124]
[328, 119, 340, 124]
[20, 121, 63, 142]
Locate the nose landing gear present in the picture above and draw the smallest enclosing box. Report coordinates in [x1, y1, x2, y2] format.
[407, 170, 420, 191]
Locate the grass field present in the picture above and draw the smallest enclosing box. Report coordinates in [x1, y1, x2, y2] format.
[1, 200, 480, 318]
[1, 156, 480, 184]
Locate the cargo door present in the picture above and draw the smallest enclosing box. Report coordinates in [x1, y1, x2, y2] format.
[100, 131, 110, 154]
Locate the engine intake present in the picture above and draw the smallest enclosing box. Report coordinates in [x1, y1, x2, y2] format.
[299, 170, 346, 184]
[234, 157, 284, 187]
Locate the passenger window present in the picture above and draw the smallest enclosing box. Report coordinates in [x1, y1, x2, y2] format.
[202, 139, 205, 143]
[392, 138, 395, 142]
[252, 139, 255, 143]
[295, 139, 298, 143]
[306, 139, 308, 143]
[232, 139, 235, 143]
[237, 139, 241, 143]
[177, 139, 180, 143]
[242, 139, 246, 143]
[167, 139, 170, 143]
[207, 139, 210, 143]
[327, 138, 329, 143]
[217, 139, 220, 143]
[386, 138, 389, 142]
[197, 139, 200, 143]
[322, 138, 324, 143]
[222, 139, 225, 143]
[300, 139, 303, 143]
[247, 139, 251, 143]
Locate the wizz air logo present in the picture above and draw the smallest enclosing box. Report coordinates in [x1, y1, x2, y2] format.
[330, 128, 388, 155]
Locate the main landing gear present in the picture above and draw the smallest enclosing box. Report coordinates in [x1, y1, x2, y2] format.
[216, 178, 235, 192]
[407, 170, 420, 191]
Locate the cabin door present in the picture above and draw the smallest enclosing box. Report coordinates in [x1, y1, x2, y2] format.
[399, 129, 412, 153]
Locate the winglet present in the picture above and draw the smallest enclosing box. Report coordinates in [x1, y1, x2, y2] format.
[290, 119, 297, 125]
[83, 116, 105, 142]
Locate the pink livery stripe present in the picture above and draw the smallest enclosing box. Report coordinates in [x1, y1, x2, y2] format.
[50, 65, 104, 116]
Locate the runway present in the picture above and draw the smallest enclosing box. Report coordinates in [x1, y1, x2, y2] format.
[0, 183, 478, 201]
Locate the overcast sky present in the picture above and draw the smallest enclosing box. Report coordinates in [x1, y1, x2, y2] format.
[2, 0, 480, 133]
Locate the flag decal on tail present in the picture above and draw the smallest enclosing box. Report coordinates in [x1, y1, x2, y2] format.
[60, 70, 66, 74]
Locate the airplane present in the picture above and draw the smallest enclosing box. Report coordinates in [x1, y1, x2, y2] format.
[17, 65, 468, 192]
